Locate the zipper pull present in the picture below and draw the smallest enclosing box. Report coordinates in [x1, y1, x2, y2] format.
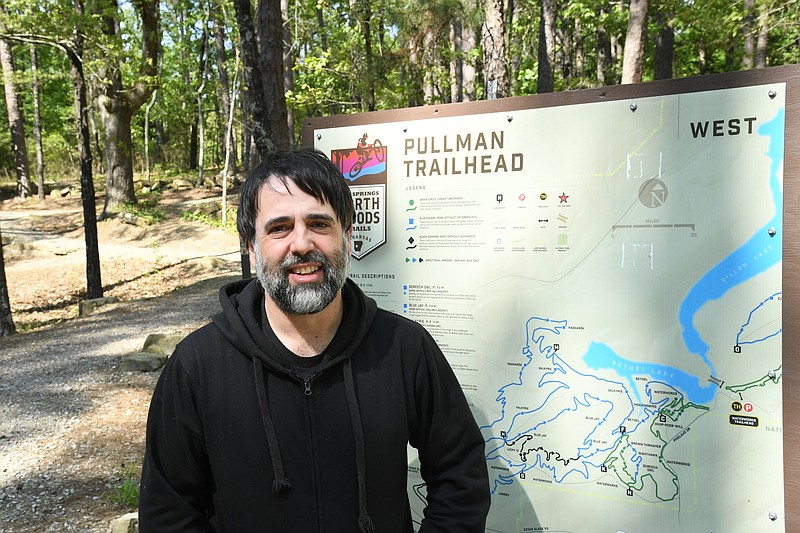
[303, 380, 312, 396]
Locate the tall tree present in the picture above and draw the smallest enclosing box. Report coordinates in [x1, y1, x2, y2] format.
[68, 0, 103, 299]
[232, 0, 277, 155]
[29, 45, 45, 199]
[482, 0, 509, 98]
[654, 11, 674, 80]
[743, 0, 757, 69]
[621, 0, 648, 83]
[537, 0, 556, 93]
[213, 0, 237, 169]
[96, 0, 160, 217]
[0, 38, 32, 198]
[256, 0, 290, 148]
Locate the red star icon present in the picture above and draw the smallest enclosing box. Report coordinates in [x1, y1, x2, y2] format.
[559, 192, 569, 203]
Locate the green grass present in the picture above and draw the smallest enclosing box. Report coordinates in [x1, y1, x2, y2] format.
[121, 191, 166, 223]
[106, 464, 140, 508]
[181, 207, 238, 233]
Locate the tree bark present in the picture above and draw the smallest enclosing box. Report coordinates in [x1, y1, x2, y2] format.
[212, 1, 237, 170]
[0, 224, 15, 336]
[0, 38, 32, 198]
[743, 0, 756, 69]
[450, 20, 463, 103]
[654, 11, 674, 80]
[281, 0, 295, 144]
[462, 19, 477, 101]
[232, 0, 275, 156]
[621, 0, 648, 84]
[482, 0, 509, 99]
[256, 0, 290, 149]
[29, 45, 45, 199]
[756, 4, 768, 68]
[596, 6, 611, 84]
[537, 0, 556, 93]
[97, 0, 160, 217]
[70, 0, 103, 299]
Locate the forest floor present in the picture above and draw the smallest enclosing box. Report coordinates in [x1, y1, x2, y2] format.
[0, 183, 244, 532]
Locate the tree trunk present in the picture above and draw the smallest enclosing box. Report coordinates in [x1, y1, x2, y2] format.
[213, 1, 237, 170]
[145, 90, 157, 181]
[100, 102, 136, 212]
[256, 0, 291, 149]
[281, 0, 295, 144]
[0, 224, 15, 336]
[450, 20, 463, 103]
[29, 45, 45, 199]
[621, 0, 648, 84]
[232, 0, 276, 156]
[0, 38, 32, 198]
[756, 4, 768, 68]
[537, 0, 556, 93]
[482, 0, 509, 99]
[743, 0, 756, 69]
[462, 21, 477, 101]
[70, 0, 103, 300]
[196, 15, 209, 186]
[654, 11, 674, 80]
[597, 6, 611, 84]
[97, 0, 160, 217]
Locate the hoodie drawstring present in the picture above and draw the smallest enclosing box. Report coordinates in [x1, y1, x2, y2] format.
[253, 357, 292, 494]
[343, 359, 375, 533]
[252, 355, 374, 531]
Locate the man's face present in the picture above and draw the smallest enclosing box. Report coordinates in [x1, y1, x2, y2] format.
[250, 178, 351, 315]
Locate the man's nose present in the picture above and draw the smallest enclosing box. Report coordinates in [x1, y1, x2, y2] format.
[289, 225, 314, 255]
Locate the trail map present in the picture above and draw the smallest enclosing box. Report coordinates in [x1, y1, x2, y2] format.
[315, 82, 785, 533]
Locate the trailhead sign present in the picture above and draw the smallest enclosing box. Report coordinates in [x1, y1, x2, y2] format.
[305, 66, 796, 533]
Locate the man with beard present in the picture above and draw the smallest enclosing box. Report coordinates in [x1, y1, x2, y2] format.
[139, 148, 490, 532]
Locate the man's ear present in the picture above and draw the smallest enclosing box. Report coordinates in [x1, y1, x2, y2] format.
[248, 241, 256, 267]
[346, 227, 353, 255]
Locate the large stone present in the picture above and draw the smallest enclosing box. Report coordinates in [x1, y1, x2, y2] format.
[119, 352, 168, 372]
[110, 511, 139, 533]
[79, 297, 120, 317]
[142, 333, 184, 355]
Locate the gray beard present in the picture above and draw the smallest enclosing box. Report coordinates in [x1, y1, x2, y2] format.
[254, 236, 350, 315]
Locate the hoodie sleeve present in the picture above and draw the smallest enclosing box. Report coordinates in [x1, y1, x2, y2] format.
[139, 351, 216, 532]
[411, 329, 491, 532]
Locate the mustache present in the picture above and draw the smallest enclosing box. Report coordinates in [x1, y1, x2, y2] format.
[280, 251, 329, 269]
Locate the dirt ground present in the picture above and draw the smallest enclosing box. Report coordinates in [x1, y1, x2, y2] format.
[0, 185, 244, 532]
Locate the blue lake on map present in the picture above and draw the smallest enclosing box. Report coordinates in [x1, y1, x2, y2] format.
[584, 109, 784, 407]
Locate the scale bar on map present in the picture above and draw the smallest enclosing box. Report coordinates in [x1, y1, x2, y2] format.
[613, 223, 696, 231]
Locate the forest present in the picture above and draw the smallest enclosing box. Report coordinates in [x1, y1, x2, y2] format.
[0, 0, 799, 334]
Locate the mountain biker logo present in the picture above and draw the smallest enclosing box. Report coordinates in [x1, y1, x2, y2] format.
[331, 133, 388, 260]
[331, 133, 387, 182]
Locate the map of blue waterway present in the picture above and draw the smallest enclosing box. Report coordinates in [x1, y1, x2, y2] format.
[482, 108, 784, 497]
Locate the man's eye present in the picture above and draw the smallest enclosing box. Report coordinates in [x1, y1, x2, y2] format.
[269, 225, 289, 234]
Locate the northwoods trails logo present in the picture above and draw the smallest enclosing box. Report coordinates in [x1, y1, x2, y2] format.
[330, 134, 388, 260]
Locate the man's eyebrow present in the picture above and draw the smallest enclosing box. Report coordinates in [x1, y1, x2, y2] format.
[264, 215, 291, 228]
[306, 213, 335, 222]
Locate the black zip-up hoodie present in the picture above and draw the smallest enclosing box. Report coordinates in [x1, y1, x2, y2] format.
[140, 278, 490, 532]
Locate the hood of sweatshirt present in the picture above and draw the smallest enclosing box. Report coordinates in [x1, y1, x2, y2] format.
[211, 277, 378, 375]
[210, 277, 379, 533]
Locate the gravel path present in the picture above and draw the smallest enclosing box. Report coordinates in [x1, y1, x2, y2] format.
[0, 190, 244, 532]
[0, 273, 242, 532]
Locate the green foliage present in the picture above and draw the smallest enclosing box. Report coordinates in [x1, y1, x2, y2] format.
[121, 191, 165, 223]
[106, 464, 140, 508]
[180, 207, 238, 234]
[2, 0, 800, 182]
